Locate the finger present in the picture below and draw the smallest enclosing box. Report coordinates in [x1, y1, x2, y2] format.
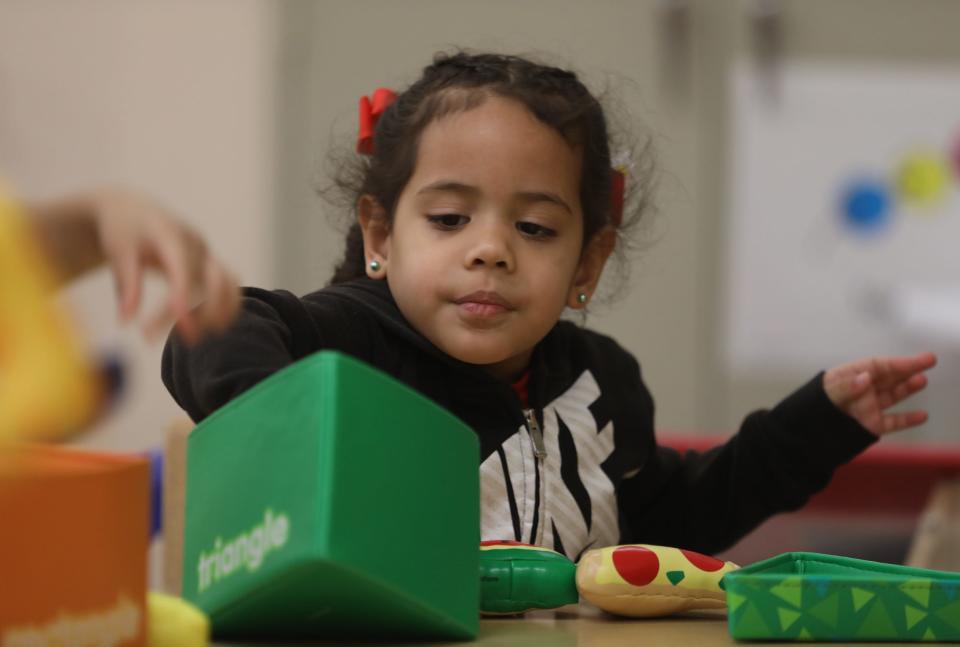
[151, 231, 201, 343]
[914, 351, 938, 370]
[143, 302, 203, 346]
[849, 390, 882, 435]
[877, 373, 928, 409]
[826, 370, 872, 407]
[142, 305, 179, 344]
[109, 247, 143, 322]
[195, 259, 236, 334]
[880, 409, 929, 435]
[141, 273, 198, 345]
[871, 353, 938, 389]
[214, 266, 241, 331]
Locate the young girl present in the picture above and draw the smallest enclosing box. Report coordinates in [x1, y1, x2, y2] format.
[162, 53, 936, 561]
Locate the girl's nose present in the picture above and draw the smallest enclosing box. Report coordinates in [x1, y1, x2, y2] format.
[464, 224, 515, 272]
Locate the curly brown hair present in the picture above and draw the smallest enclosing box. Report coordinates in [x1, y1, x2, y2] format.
[326, 51, 655, 288]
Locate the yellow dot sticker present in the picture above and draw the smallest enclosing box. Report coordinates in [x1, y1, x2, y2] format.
[896, 152, 950, 206]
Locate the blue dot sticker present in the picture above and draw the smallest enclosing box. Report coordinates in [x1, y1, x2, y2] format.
[840, 179, 891, 234]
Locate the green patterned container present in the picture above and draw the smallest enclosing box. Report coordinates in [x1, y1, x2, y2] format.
[182, 351, 479, 641]
[724, 552, 960, 642]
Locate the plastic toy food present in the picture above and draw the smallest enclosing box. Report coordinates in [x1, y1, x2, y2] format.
[0, 185, 101, 442]
[148, 592, 210, 647]
[479, 540, 579, 614]
[576, 544, 739, 617]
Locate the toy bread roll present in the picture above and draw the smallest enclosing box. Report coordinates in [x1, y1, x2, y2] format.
[576, 544, 738, 617]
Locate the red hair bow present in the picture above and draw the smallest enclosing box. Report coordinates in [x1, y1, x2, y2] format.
[357, 88, 397, 155]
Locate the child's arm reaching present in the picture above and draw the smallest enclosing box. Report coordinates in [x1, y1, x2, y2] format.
[617, 352, 936, 555]
[162, 289, 305, 421]
[822, 352, 936, 436]
[162, 284, 381, 422]
[29, 187, 239, 344]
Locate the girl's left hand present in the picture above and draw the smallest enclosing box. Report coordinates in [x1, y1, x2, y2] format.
[823, 352, 937, 437]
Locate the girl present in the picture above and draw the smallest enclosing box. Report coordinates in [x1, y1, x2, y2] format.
[162, 53, 935, 560]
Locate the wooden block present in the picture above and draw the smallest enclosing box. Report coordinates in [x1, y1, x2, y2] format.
[0, 445, 149, 644]
[162, 418, 193, 596]
[905, 477, 960, 571]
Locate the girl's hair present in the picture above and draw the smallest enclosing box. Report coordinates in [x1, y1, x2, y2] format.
[328, 51, 653, 286]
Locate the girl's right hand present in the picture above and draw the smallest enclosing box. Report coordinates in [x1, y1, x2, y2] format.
[31, 187, 241, 344]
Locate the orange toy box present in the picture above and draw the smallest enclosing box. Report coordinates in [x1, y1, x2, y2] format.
[0, 444, 149, 646]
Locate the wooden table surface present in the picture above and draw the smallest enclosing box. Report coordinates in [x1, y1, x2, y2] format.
[219, 604, 926, 646]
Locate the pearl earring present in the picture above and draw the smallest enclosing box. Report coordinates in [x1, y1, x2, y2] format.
[577, 293, 588, 304]
[369, 260, 381, 272]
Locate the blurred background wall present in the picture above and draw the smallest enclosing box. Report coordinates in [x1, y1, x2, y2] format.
[2, 0, 959, 453]
[0, 0, 276, 450]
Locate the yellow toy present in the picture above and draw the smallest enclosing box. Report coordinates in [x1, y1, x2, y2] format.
[0, 185, 101, 443]
[576, 544, 739, 617]
[147, 592, 210, 647]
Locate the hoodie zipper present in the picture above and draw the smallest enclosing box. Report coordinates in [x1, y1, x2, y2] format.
[524, 408, 546, 458]
[524, 408, 546, 545]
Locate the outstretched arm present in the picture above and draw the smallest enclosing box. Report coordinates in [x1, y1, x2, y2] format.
[620, 353, 937, 554]
[823, 352, 937, 436]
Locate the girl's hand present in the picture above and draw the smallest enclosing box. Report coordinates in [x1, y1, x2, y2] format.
[31, 187, 240, 344]
[823, 352, 937, 436]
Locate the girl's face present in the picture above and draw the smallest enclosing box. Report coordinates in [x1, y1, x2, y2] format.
[360, 96, 612, 381]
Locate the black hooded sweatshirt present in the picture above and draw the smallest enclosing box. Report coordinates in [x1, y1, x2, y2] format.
[162, 277, 876, 560]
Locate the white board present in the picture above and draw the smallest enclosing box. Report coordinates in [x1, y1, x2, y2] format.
[725, 61, 960, 375]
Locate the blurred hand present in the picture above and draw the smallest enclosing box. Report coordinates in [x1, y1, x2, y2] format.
[823, 352, 937, 436]
[31, 187, 240, 344]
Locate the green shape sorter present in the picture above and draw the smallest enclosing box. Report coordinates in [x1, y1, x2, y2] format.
[182, 351, 480, 641]
[724, 552, 960, 642]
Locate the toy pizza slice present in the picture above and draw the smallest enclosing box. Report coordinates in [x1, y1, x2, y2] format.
[576, 543, 739, 617]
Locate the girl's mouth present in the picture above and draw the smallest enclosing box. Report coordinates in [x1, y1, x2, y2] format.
[458, 302, 509, 317]
[455, 291, 514, 320]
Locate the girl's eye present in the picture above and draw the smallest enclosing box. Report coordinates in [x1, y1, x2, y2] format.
[427, 214, 468, 229]
[516, 221, 557, 239]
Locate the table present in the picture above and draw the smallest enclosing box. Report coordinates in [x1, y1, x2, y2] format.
[218, 604, 926, 646]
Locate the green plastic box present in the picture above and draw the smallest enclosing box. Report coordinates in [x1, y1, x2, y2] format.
[724, 552, 960, 642]
[182, 351, 480, 640]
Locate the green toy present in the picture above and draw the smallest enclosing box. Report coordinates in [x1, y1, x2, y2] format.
[474, 540, 960, 643]
[724, 552, 960, 642]
[479, 541, 579, 614]
[182, 351, 480, 641]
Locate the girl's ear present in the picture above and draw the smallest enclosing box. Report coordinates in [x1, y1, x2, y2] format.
[357, 194, 391, 278]
[568, 226, 616, 309]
